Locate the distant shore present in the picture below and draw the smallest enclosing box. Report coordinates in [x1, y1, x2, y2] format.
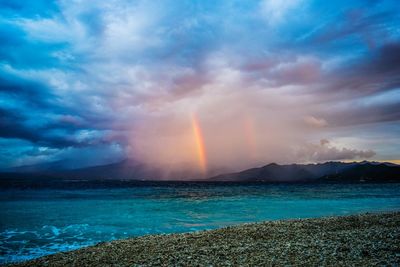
[8, 212, 400, 266]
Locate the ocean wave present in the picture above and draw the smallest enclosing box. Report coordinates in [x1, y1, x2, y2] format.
[0, 224, 95, 264]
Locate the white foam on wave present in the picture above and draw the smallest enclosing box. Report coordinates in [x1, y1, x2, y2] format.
[0, 224, 97, 264]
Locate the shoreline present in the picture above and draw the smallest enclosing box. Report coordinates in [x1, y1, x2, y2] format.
[7, 211, 400, 266]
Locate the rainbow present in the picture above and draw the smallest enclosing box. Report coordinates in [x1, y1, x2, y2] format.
[191, 114, 207, 175]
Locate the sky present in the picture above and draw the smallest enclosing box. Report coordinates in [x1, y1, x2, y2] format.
[0, 0, 399, 174]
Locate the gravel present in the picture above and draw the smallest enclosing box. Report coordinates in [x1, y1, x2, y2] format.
[7, 212, 400, 266]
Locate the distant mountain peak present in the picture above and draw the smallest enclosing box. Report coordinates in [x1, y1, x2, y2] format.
[266, 163, 279, 167]
[208, 161, 400, 183]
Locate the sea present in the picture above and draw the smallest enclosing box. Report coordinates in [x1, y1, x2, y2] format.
[1, 181, 400, 264]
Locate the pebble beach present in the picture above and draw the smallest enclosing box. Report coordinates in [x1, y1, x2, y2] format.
[8, 212, 400, 266]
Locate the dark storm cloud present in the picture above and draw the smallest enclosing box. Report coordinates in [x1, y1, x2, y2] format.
[312, 10, 395, 47]
[371, 42, 400, 73]
[0, 107, 96, 148]
[0, 71, 119, 149]
[323, 102, 400, 127]
[0, 107, 37, 141]
[319, 41, 400, 100]
[0, 74, 55, 109]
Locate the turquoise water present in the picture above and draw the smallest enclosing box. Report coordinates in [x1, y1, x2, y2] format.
[1, 182, 400, 263]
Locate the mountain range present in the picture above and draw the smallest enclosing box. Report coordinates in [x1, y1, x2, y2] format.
[208, 161, 400, 183]
[0, 160, 399, 184]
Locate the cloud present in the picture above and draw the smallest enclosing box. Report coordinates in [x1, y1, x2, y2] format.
[0, 0, 399, 172]
[260, 0, 304, 25]
[304, 116, 328, 128]
[320, 139, 330, 146]
[296, 139, 376, 162]
[327, 41, 400, 97]
[312, 9, 394, 47]
[323, 101, 400, 127]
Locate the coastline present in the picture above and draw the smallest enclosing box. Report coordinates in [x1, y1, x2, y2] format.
[8, 212, 400, 266]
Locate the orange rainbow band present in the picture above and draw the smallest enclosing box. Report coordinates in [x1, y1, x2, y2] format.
[191, 114, 207, 175]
